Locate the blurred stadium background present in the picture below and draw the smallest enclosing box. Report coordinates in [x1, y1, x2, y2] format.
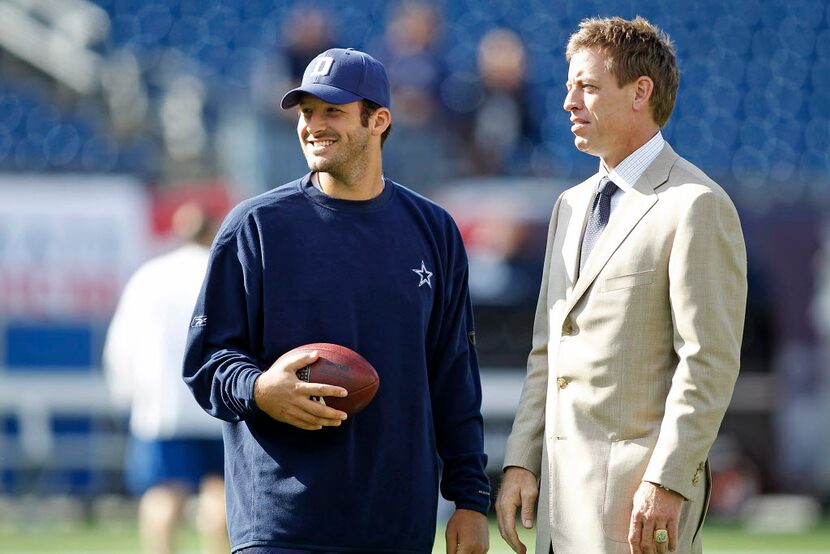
[1, 0, 830, 551]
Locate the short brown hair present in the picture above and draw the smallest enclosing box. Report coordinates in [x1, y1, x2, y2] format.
[566, 16, 679, 127]
[360, 100, 392, 147]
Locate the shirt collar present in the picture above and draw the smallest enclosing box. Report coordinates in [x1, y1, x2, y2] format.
[597, 131, 665, 192]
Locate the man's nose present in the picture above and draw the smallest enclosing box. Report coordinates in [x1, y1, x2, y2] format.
[564, 89, 581, 112]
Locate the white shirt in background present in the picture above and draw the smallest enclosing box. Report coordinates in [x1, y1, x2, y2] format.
[104, 243, 221, 440]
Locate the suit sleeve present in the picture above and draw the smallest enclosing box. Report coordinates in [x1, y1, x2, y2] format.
[502, 195, 562, 477]
[643, 190, 747, 499]
[429, 221, 491, 514]
[182, 217, 265, 423]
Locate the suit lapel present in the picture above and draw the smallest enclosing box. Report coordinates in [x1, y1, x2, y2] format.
[563, 182, 596, 290]
[564, 145, 678, 314]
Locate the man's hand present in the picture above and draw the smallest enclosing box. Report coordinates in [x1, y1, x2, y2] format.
[628, 481, 684, 554]
[495, 467, 538, 554]
[445, 508, 488, 554]
[253, 349, 348, 430]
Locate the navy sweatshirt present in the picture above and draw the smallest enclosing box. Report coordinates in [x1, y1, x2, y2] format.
[183, 175, 490, 553]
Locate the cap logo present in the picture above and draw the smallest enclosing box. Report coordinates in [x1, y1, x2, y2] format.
[309, 56, 334, 77]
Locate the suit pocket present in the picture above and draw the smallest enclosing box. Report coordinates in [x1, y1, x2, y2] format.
[601, 269, 655, 293]
[602, 435, 657, 543]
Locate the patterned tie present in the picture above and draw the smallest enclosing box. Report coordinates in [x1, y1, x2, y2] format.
[579, 176, 619, 273]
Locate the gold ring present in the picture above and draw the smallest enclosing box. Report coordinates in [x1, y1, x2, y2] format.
[654, 529, 669, 544]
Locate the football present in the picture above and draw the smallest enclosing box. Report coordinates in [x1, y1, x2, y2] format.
[287, 343, 379, 416]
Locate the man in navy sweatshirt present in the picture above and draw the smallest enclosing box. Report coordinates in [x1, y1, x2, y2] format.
[183, 47, 490, 554]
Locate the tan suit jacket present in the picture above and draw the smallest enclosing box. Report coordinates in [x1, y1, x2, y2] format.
[503, 144, 747, 554]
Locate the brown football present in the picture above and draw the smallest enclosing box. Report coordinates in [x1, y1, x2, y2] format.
[286, 342, 379, 416]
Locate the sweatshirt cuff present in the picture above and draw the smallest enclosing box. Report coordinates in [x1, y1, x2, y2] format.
[237, 365, 265, 417]
[455, 490, 491, 515]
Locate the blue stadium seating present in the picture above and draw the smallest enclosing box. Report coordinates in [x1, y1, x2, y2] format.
[0, 0, 823, 197]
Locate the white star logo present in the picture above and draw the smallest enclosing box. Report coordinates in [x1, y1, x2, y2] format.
[412, 260, 433, 288]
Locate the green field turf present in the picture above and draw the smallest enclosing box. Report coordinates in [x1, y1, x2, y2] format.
[1, 519, 829, 553]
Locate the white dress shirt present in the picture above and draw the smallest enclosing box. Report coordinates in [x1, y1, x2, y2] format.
[598, 130, 666, 216]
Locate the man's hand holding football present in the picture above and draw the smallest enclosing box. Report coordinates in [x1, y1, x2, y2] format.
[254, 350, 348, 430]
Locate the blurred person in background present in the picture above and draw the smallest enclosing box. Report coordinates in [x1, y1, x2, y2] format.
[252, 7, 336, 188]
[249, 6, 338, 112]
[219, 7, 337, 195]
[496, 17, 746, 554]
[375, 2, 446, 125]
[104, 202, 229, 554]
[371, 2, 457, 189]
[446, 28, 540, 176]
[184, 48, 490, 554]
[809, 224, 830, 504]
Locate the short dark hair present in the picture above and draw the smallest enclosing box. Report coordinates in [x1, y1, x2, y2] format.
[360, 100, 392, 147]
[566, 16, 679, 127]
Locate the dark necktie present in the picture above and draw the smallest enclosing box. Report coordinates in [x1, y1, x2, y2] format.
[579, 177, 619, 273]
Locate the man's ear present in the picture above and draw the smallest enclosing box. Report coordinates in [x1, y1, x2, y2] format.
[371, 107, 392, 136]
[632, 76, 654, 113]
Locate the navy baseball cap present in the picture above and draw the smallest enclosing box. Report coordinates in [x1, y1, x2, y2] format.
[280, 48, 391, 109]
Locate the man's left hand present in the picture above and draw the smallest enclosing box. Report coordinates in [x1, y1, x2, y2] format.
[628, 481, 683, 554]
[446, 508, 489, 554]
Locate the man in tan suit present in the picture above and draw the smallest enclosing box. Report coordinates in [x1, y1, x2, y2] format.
[496, 17, 746, 554]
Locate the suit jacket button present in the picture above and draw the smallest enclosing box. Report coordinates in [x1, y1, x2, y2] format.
[557, 377, 569, 389]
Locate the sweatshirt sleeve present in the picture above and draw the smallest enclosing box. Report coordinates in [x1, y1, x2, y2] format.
[183, 215, 265, 423]
[429, 220, 491, 514]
